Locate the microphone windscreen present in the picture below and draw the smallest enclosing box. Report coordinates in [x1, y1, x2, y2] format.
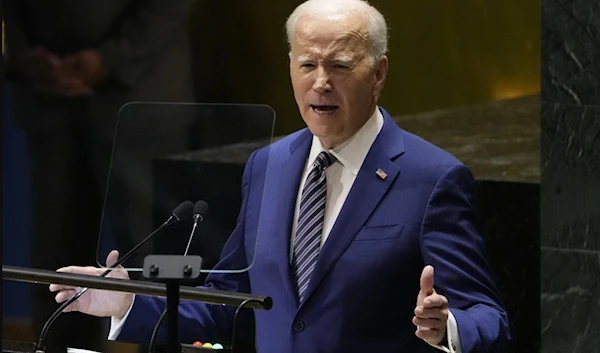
[193, 200, 209, 218]
[172, 201, 194, 220]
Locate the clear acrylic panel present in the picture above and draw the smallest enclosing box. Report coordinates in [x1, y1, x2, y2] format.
[95, 103, 275, 276]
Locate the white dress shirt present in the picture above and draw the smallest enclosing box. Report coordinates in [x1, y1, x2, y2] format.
[289, 106, 384, 254]
[110, 108, 462, 352]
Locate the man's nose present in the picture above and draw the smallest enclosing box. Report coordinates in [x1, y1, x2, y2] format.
[312, 67, 332, 92]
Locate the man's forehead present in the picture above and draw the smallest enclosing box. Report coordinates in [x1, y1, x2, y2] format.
[291, 39, 366, 62]
[294, 13, 368, 41]
[292, 17, 368, 57]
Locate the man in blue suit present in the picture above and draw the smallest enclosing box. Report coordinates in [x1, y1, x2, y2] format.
[52, 0, 511, 352]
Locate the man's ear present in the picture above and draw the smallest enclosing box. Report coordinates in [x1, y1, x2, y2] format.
[373, 55, 388, 97]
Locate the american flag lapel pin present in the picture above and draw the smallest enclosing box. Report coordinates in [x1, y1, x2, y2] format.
[376, 168, 387, 180]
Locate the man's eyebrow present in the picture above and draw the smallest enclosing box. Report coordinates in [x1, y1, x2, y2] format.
[332, 55, 354, 64]
[295, 54, 355, 64]
[296, 54, 312, 62]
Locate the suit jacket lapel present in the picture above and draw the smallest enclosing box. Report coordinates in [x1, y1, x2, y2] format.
[300, 109, 405, 307]
[273, 129, 312, 306]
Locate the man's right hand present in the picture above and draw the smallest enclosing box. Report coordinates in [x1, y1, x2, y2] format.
[49, 250, 134, 320]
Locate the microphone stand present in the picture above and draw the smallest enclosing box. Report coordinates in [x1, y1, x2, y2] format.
[146, 201, 207, 353]
[143, 255, 203, 353]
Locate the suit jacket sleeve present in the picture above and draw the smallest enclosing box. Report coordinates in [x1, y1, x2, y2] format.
[96, 0, 193, 88]
[420, 163, 511, 353]
[117, 150, 256, 345]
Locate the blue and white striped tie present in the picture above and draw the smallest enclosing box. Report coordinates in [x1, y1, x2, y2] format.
[292, 151, 336, 301]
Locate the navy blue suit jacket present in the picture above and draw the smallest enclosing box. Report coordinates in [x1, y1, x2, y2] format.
[118, 107, 511, 352]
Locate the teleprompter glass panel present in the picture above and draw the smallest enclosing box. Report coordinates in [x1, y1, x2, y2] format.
[96, 103, 276, 276]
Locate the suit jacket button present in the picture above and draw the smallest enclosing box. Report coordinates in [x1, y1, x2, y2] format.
[293, 321, 305, 332]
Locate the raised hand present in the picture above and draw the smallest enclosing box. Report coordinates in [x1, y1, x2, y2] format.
[413, 265, 449, 345]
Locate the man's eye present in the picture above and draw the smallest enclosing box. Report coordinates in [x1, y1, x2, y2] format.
[301, 63, 315, 68]
[333, 64, 349, 69]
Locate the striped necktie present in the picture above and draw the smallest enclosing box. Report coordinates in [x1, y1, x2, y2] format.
[292, 151, 337, 301]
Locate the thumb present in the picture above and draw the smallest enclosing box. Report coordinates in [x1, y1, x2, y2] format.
[105, 250, 121, 268]
[419, 265, 435, 295]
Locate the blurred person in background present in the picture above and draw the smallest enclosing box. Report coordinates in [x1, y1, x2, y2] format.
[4, 1, 195, 351]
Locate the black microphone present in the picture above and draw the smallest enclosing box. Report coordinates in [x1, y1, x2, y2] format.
[184, 200, 209, 256]
[35, 201, 194, 353]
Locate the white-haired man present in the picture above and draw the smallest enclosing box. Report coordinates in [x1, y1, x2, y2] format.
[51, 1, 511, 352]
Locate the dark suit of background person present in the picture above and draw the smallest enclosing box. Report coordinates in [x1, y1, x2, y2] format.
[4, 1, 195, 351]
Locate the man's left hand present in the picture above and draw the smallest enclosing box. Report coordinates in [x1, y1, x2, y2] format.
[413, 265, 449, 345]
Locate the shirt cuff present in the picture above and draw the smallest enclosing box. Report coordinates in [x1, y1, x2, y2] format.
[108, 294, 136, 340]
[427, 309, 462, 353]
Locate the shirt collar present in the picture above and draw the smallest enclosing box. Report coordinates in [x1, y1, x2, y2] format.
[306, 107, 384, 175]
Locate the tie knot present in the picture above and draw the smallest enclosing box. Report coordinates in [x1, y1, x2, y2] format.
[314, 151, 336, 170]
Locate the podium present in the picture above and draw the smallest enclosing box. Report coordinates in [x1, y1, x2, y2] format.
[2, 266, 272, 353]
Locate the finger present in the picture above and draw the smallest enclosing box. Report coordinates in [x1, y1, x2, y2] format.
[413, 316, 446, 331]
[106, 250, 132, 280]
[105, 250, 121, 268]
[419, 265, 435, 296]
[57, 265, 102, 276]
[49, 283, 79, 292]
[414, 306, 448, 320]
[55, 289, 78, 303]
[415, 326, 444, 343]
[423, 293, 448, 309]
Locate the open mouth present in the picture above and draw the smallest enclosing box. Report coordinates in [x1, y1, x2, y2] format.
[310, 105, 339, 114]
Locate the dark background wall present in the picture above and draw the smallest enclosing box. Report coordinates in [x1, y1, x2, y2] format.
[541, 0, 600, 351]
[189, 0, 540, 134]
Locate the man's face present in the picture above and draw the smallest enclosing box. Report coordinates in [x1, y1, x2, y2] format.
[289, 13, 388, 149]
